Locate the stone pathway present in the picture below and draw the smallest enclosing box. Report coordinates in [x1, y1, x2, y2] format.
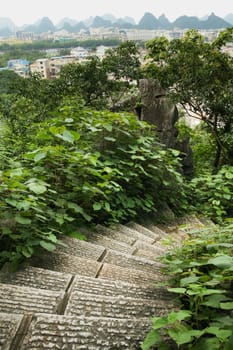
[0, 216, 206, 349]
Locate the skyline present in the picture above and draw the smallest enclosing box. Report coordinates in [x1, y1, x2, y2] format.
[1, 0, 233, 26]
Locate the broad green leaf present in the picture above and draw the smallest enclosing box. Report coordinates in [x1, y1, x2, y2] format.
[205, 327, 232, 341]
[56, 130, 75, 143]
[208, 255, 233, 269]
[40, 241, 56, 252]
[21, 246, 34, 258]
[34, 152, 47, 162]
[67, 202, 84, 213]
[105, 202, 111, 211]
[168, 327, 193, 346]
[141, 329, 160, 350]
[167, 287, 186, 294]
[202, 294, 230, 308]
[180, 276, 199, 286]
[15, 215, 31, 225]
[93, 203, 102, 211]
[167, 310, 192, 323]
[152, 316, 168, 329]
[28, 182, 47, 194]
[219, 302, 233, 310]
[103, 124, 113, 132]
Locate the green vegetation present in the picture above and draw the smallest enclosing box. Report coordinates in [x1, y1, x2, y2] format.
[0, 32, 233, 344]
[144, 28, 233, 168]
[142, 224, 233, 349]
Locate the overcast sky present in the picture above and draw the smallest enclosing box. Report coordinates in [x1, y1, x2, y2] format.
[2, 0, 233, 26]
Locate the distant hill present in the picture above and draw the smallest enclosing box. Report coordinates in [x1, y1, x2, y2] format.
[138, 12, 161, 29]
[201, 13, 232, 29]
[224, 14, 233, 25]
[158, 14, 171, 29]
[0, 12, 232, 38]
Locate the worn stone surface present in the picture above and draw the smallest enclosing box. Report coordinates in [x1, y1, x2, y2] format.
[58, 236, 106, 261]
[145, 224, 168, 237]
[0, 313, 24, 350]
[87, 235, 134, 255]
[72, 275, 170, 300]
[0, 284, 65, 315]
[21, 314, 152, 350]
[31, 251, 102, 277]
[115, 224, 155, 244]
[127, 223, 161, 241]
[65, 292, 174, 318]
[99, 263, 165, 285]
[95, 225, 137, 245]
[0, 265, 72, 291]
[103, 249, 163, 274]
[133, 240, 166, 255]
[133, 248, 162, 261]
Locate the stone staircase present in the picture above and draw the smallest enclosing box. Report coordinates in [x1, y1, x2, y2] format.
[0, 216, 206, 349]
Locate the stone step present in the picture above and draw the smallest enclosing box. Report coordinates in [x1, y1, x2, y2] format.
[103, 249, 163, 274]
[65, 292, 174, 319]
[87, 234, 135, 255]
[144, 224, 169, 237]
[116, 224, 156, 244]
[58, 236, 106, 261]
[30, 251, 102, 277]
[0, 265, 72, 291]
[133, 239, 167, 255]
[99, 263, 165, 285]
[127, 222, 161, 241]
[72, 274, 171, 300]
[0, 313, 24, 350]
[0, 284, 65, 315]
[20, 314, 152, 350]
[93, 225, 137, 245]
[133, 248, 162, 261]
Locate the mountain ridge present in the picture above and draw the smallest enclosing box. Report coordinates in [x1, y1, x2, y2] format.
[0, 12, 232, 37]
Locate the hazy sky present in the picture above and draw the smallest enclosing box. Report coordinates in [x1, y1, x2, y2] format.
[2, 0, 233, 25]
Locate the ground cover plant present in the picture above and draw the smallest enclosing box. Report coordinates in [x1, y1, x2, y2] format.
[142, 223, 233, 349]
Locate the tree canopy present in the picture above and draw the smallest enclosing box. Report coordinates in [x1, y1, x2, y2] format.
[144, 28, 233, 168]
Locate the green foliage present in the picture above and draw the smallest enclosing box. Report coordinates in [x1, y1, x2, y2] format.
[142, 224, 233, 349]
[188, 166, 233, 222]
[144, 28, 233, 169]
[0, 99, 186, 267]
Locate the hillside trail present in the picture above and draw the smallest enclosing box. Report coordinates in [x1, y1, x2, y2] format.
[0, 214, 211, 349]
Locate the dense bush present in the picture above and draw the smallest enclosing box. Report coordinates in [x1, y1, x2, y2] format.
[188, 166, 233, 222]
[0, 99, 186, 267]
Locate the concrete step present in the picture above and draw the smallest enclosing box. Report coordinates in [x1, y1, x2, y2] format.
[103, 249, 163, 274]
[71, 274, 170, 300]
[58, 236, 106, 261]
[133, 239, 167, 255]
[20, 314, 152, 350]
[116, 224, 156, 244]
[65, 292, 174, 319]
[0, 265, 72, 291]
[30, 251, 102, 277]
[93, 225, 137, 245]
[87, 234, 135, 255]
[127, 222, 161, 241]
[99, 263, 165, 285]
[0, 313, 24, 350]
[0, 284, 65, 315]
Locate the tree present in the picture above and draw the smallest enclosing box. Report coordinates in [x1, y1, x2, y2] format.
[58, 57, 109, 107]
[144, 29, 233, 169]
[103, 41, 141, 82]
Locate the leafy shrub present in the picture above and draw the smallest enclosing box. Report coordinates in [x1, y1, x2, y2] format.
[0, 99, 187, 267]
[142, 224, 233, 350]
[188, 166, 233, 222]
